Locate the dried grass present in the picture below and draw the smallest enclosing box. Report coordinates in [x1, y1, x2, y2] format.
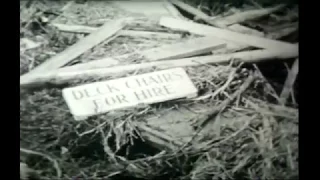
[20, 1, 298, 180]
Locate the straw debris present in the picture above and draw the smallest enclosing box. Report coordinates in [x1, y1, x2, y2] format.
[20, 1, 298, 179]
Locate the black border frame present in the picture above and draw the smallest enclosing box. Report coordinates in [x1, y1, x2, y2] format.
[17, 0, 304, 180]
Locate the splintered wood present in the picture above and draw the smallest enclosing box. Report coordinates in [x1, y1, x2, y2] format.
[20, 48, 298, 88]
[20, 18, 128, 80]
[162, 0, 185, 20]
[211, 5, 285, 26]
[51, 23, 182, 39]
[62, 68, 197, 120]
[170, 0, 266, 35]
[141, 37, 226, 61]
[159, 17, 298, 51]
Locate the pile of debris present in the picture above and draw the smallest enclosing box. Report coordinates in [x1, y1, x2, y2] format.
[20, 1, 298, 180]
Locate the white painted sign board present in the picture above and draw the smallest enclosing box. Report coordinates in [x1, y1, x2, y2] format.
[62, 68, 198, 120]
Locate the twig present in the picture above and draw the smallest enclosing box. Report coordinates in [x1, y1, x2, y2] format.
[200, 74, 255, 128]
[280, 58, 299, 105]
[78, 120, 109, 137]
[20, 148, 62, 178]
[206, 115, 255, 147]
[253, 64, 281, 103]
[181, 74, 255, 149]
[193, 69, 237, 101]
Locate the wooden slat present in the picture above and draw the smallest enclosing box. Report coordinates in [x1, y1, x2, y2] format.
[20, 47, 298, 88]
[169, 0, 267, 38]
[141, 37, 226, 61]
[228, 24, 264, 37]
[170, 0, 213, 22]
[159, 17, 297, 50]
[212, 5, 285, 26]
[162, 0, 186, 20]
[21, 18, 128, 79]
[52, 23, 182, 39]
[57, 58, 120, 72]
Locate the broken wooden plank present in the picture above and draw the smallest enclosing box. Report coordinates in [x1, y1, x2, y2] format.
[170, 0, 213, 22]
[21, 18, 128, 80]
[279, 58, 299, 105]
[20, 47, 298, 88]
[20, 38, 42, 52]
[57, 58, 120, 72]
[141, 37, 226, 61]
[228, 24, 264, 37]
[51, 23, 97, 34]
[120, 30, 181, 39]
[162, 0, 186, 20]
[212, 23, 297, 54]
[59, 37, 225, 73]
[266, 24, 298, 40]
[58, 36, 225, 72]
[52, 23, 181, 39]
[159, 17, 297, 50]
[263, 22, 298, 33]
[170, 0, 224, 27]
[170, 0, 266, 36]
[212, 5, 285, 26]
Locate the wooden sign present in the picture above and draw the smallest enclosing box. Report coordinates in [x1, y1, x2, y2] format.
[62, 68, 198, 120]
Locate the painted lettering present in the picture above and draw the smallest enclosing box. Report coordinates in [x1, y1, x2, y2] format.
[104, 96, 118, 106]
[72, 90, 83, 100]
[106, 84, 119, 93]
[84, 89, 96, 98]
[134, 90, 148, 101]
[162, 73, 172, 82]
[92, 99, 104, 113]
[152, 87, 164, 96]
[116, 94, 129, 104]
[163, 84, 175, 95]
[147, 76, 160, 85]
[96, 86, 107, 95]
